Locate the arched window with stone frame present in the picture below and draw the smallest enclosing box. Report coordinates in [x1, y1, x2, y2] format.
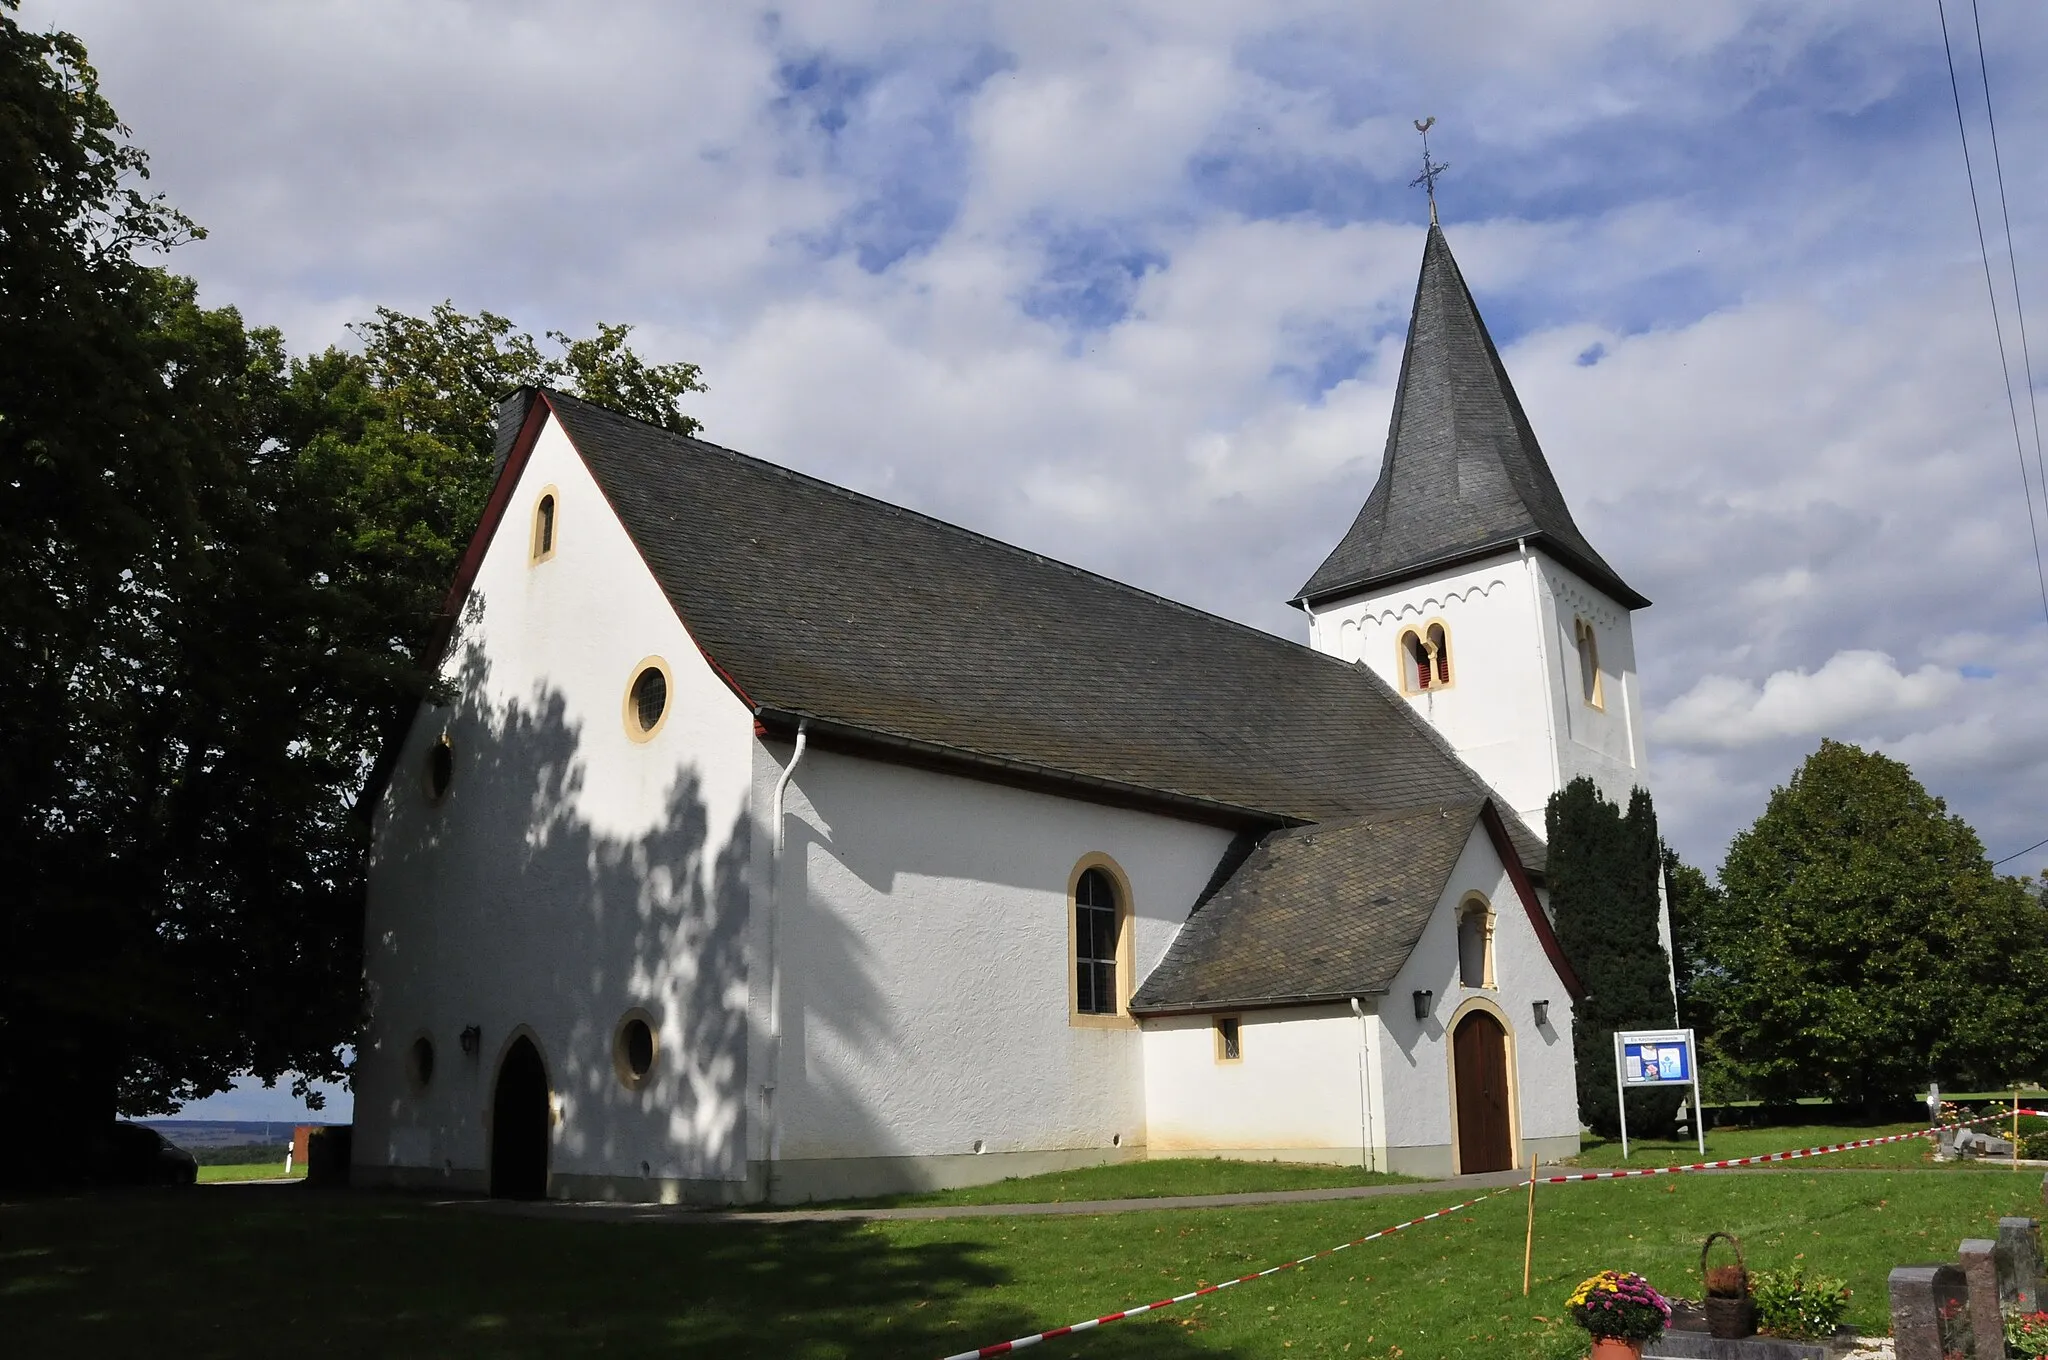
[1574, 617, 1604, 709]
[1068, 858, 1134, 1026]
[1426, 621, 1452, 687]
[1457, 895, 1496, 989]
[1398, 622, 1452, 694]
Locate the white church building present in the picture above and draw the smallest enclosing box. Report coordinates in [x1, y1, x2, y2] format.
[352, 224, 1654, 1203]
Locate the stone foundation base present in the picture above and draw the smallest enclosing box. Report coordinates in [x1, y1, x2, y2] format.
[350, 1131, 1581, 1206]
[351, 1162, 488, 1195]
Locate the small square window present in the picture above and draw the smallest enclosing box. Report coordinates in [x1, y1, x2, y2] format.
[1215, 1016, 1242, 1062]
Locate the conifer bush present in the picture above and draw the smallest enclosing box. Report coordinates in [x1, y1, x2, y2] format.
[1546, 779, 1681, 1137]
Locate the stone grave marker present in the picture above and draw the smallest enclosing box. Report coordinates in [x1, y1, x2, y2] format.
[1887, 1264, 1971, 1360]
[2001, 1216, 2044, 1313]
[1959, 1239, 2006, 1359]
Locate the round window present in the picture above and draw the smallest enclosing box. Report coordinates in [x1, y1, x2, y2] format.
[628, 664, 669, 737]
[424, 735, 454, 802]
[408, 1034, 435, 1091]
[613, 1013, 657, 1089]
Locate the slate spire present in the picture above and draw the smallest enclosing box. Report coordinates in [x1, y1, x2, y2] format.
[1294, 225, 1647, 610]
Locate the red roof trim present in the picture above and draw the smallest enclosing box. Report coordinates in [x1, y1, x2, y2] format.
[410, 392, 554, 677]
[1479, 801, 1583, 1000]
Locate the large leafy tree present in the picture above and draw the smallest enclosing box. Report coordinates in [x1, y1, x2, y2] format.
[1696, 740, 2048, 1104]
[1663, 845, 1720, 1037]
[1547, 779, 1680, 1137]
[1, 2, 703, 1177]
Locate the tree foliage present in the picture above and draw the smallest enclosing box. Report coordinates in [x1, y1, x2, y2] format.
[1695, 740, 2048, 1103]
[1546, 779, 1679, 1137]
[1, 2, 704, 1168]
[1663, 845, 1720, 1036]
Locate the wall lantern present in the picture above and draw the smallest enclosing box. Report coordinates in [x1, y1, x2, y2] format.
[459, 1024, 482, 1058]
[1532, 1000, 1551, 1028]
[1411, 989, 1434, 1021]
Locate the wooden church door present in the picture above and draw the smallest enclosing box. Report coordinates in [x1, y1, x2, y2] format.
[1453, 1011, 1513, 1173]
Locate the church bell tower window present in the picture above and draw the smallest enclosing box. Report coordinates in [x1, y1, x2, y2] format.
[1398, 622, 1453, 694]
[1575, 618, 1604, 709]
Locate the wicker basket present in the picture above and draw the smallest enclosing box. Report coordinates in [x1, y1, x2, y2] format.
[1700, 1231, 1755, 1340]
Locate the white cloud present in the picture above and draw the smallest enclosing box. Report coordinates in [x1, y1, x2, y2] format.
[1654, 651, 1963, 749]
[24, 0, 2048, 876]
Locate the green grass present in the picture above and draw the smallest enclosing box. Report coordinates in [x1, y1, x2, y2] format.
[196, 1161, 308, 1184]
[1570, 1120, 1941, 1171]
[5, 1168, 2042, 1358]
[807, 1157, 1421, 1209]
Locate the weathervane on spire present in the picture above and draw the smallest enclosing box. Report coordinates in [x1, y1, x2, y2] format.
[1411, 116, 1448, 225]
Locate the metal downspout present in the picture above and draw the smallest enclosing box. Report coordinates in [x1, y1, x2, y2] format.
[1520, 538, 1563, 808]
[1350, 997, 1377, 1173]
[763, 719, 808, 1202]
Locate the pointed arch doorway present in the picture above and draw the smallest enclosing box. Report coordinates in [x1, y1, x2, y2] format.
[1452, 1009, 1514, 1173]
[490, 1035, 550, 1199]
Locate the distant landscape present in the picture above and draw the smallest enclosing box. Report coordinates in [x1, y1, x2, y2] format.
[140, 1120, 329, 1151]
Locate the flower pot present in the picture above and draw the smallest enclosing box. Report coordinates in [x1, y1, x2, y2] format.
[1588, 1337, 1642, 1360]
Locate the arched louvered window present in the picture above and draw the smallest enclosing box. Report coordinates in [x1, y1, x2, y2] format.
[1400, 630, 1432, 692]
[1427, 622, 1452, 687]
[1399, 624, 1452, 694]
[1575, 618, 1604, 709]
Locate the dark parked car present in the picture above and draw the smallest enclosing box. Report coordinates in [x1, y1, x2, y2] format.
[99, 1122, 199, 1186]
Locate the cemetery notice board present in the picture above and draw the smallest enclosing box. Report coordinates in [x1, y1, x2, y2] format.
[1613, 1028, 1705, 1158]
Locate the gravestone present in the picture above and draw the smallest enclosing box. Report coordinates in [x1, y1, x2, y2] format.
[2001, 1216, 2044, 1313]
[1887, 1264, 1971, 1360]
[1958, 1240, 2005, 1359]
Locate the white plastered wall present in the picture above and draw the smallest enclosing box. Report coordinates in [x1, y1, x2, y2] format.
[1305, 549, 1648, 831]
[761, 745, 1236, 1199]
[1141, 1005, 1380, 1166]
[1537, 557, 1648, 808]
[1375, 825, 1579, 1177]
[1139, 823, 1577, 1177]
[356, 412, 758, 1198]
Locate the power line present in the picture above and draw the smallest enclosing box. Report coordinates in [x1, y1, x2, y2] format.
[1969, 0, 2048, 569]
[1936, 0, 2048, 627]
[1992, 833, 2048, 870]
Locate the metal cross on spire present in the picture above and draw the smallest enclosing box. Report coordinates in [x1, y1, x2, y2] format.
[1411, 116, 1449, 225]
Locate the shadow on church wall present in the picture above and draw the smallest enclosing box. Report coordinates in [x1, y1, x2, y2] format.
[362, 619, 901, 1186]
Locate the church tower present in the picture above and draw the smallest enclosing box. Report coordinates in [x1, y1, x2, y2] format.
[1294, 225, 1651, 835]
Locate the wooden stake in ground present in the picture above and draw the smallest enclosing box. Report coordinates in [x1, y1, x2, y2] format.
[2016, 1090, 2022, 1172]
[1522, 1154, 1539, 1296]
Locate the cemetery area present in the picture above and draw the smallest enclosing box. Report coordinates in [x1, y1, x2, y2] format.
[4, 1157, 2044, 1360]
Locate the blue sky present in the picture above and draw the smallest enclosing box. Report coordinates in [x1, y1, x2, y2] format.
[31, 0, 2048, 1118]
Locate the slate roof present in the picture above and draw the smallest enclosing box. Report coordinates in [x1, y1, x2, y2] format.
[1130, 803, 1486, 1014]
[525, 388, 1546, 868]
[1294, 225, 1648, 610]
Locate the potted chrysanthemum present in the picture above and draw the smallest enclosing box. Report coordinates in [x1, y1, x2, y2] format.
[1567, 1270, 1673, 1359]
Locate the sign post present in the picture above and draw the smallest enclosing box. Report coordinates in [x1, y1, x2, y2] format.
[1613, 1028, 1704, 1160]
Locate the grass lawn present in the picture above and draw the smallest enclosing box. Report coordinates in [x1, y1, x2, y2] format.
[810, 1157, 1421, 1209]
[196, 1161, 309, 1184]
[1570, 1120, 1940, 1171]
[6, 1168, 2042, 1359]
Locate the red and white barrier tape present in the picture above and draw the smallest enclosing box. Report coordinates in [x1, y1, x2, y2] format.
[938, 1109, 2044, 1360]
[937, 1182, 1521, 1360]
[1539, 1111, 2042, 1184]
